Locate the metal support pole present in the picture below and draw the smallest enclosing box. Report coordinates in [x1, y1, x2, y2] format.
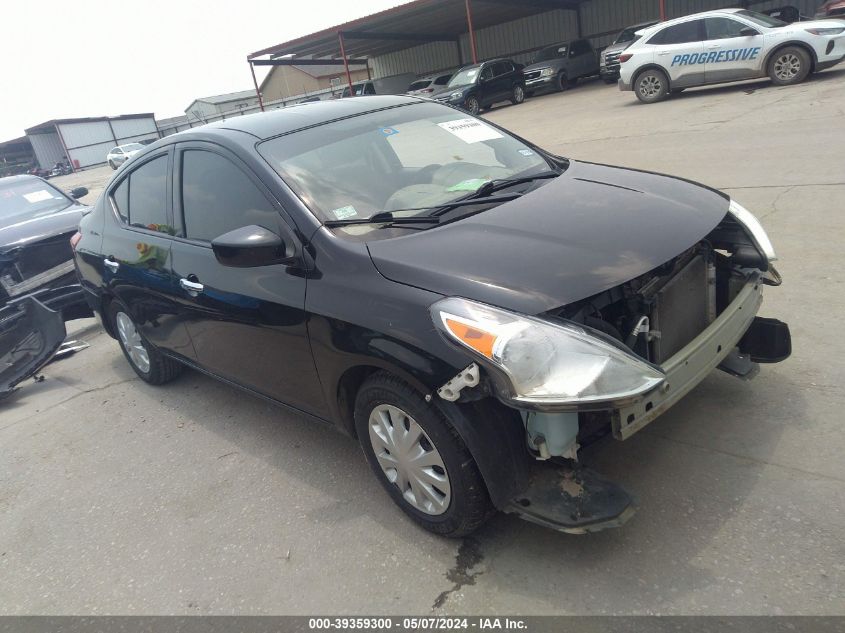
[55, 125, 74, 173]
[338, 32, 355, 94]
[249, 60, 265, 112]
[659, 0, 667, 21]
[465, 0, 478, 64]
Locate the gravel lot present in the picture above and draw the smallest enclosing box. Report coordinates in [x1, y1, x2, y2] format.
[2, 70, 844, 615]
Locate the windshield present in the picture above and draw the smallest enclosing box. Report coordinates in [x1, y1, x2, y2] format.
[120, 143, 144, 152]
[614, 27, 640, 44]
[447, 67, 481, 87]
[0, 178, 72, 224]
[258, 102, 552, 230]
[535, 45, 566, 62]
[735, 9, 786, 27]
[407, 80, 432, 91]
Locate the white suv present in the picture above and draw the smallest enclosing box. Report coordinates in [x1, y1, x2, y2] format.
[618, 8, 845, 103]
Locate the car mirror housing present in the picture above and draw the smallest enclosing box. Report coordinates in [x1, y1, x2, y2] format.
[70, 187, 88, 199]
[211, 225, 294, 268]
[740, 26, 759, 36]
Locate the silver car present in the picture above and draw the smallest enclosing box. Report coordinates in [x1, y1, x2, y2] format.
[106, 143, 144, 170]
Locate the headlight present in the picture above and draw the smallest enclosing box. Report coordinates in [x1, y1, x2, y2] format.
[728, 199, 777, 262]
[539, 67, 554, 77]
[431, 297, 665, 408]
[806, 27, 845, 35]
[450, 91, 463, 100]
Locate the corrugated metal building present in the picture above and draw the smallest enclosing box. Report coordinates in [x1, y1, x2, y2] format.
[25, 114, 159, 171]
[250, 0, 824, 85]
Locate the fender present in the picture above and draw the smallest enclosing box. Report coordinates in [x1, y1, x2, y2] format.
[763, 40, 818, 71]
[632, 63, 673, 89]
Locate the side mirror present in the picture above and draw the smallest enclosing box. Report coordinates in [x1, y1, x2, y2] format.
[211, 225, 294, 268]
[740, 26, 759, 36]
[70, 187, 88, 199]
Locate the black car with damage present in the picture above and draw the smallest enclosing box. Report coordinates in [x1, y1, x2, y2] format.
[431, 59, 526, 115]
[0, 175, 93, 398]
[72, 96, 791, 537]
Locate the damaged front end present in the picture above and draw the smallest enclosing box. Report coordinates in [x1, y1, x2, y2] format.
[432, 202, 791, 533]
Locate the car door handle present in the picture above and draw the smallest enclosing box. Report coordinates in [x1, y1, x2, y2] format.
[657, 51, 671, 56]
[180, 278, 204, 295]
[708, 44, 720, 49]
[104, 258, 119, 272]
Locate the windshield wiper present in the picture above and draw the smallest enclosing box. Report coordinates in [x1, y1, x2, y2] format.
[324, 192, 524, 227]
[469, 170, 560, 199]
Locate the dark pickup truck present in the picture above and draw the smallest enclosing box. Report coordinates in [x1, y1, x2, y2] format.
[523, 38, 600, 95]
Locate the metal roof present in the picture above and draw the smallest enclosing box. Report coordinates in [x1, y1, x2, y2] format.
[248, 0, 584, 61]
[195, 89, 261, 105]
[24, 113, 155, 135]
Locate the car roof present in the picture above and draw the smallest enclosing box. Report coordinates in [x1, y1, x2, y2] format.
[643, 7, 745, 30]
[192, 95, 424, 140]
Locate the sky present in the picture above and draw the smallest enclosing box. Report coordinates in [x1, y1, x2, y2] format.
[2, 0, 411, 141]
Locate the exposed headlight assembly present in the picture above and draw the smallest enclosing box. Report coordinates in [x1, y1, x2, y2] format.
[450, 91, 464, 100]
[728, 199, 777, 262]
[431, 297, 665, 409]
[539, 67, 555, 77]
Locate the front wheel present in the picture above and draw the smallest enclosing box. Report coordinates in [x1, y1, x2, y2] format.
[768, 46, 811, 86]
[465, 96, 480, 115]
[355, 372, 493, 537]
[634, 69, 669, 103]
[510, 84, 525, 105]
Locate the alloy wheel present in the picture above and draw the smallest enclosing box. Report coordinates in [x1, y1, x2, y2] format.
[115, 311, 150, 374]
[368, 404, 451, 515]
[466, 97, 480, 115]
[513, 85, 524, 103]
[774, 53, 801, 82]
[639, 75, 662, 99]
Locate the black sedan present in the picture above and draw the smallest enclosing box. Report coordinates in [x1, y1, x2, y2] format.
[0, 175, 93, 397]
[431, 59, 526, 114]
[73, 96, 790, 537]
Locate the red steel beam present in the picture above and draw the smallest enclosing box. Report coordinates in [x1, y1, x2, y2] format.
[465, 0, 478, 64]
[249, 60, 265, 112]
[659, 0, 666, 21]
[338, 31, 355, 95]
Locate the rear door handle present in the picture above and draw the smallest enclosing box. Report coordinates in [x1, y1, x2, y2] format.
[104, 258, 119, 272]
[180, 278, 204, 296]
[708, 44, 720, 49]
[657, 51, 671, 56]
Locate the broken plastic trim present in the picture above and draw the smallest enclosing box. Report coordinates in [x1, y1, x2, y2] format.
[0, 296, 66, 400]
[437, 363, 480, 402]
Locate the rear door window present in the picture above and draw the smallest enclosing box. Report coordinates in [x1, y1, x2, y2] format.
[110, 155, 171, 233]
[179, 149, 279, 243]
[705, 17, 753, 39]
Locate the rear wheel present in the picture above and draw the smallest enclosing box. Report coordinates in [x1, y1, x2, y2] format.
[510, 84, 525, 105]
[768, 46, 811, 86]
[355, 372, 493, 537]
[558, 73, 570, 91]
[634, 69, 669, 103]
[108, 302, 183, 385]
[465, 96, 480, 115]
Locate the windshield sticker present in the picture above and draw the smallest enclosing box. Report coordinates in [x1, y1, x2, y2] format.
[331, 205, 358, 220]
[438, 118, 504, 144]
[518, 149, 535, 156]
[447, 178, 491, 193]
[23, 190, 54, 203]
[380, 127, 399, 136]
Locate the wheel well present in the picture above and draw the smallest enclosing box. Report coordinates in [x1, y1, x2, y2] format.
[100, 294, 117, 339]
[633, 65, 671, 89]
[337, 365, 382, 438]
[764, 42, 817, 73]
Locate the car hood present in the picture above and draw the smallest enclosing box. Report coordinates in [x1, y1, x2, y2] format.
[603, 42, 629, 56]
[431, 85, 470, 97]
[367, 160, 730, 315]
[523, 60, 562, 72]
[0, 205, 88, 253]
[785, 18, 845, 28]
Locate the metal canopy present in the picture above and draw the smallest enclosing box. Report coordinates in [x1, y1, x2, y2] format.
[248, 0, 583, 60]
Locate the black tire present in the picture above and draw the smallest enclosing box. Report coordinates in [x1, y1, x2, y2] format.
[634, 68, 670, 103]
[557, 73, 570, 92]
[109, 160, 117, 170]
[768, 46, 811, 86]
[354, 371, 493, 538]
[510, 84, 525, 105]
[465, 96, 480, 115]
[107, 301, 183, 385]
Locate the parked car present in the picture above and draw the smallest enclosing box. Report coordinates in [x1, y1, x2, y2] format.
[106, 143, 145, 170]
[73, 96, 790, 537]
[431, 59, 525, 114]
[762, 6, 804, 23]
[341, 73, 417, 97]
[816, 0, 845, 18]
[406, 72, 453, 96]
[601, 20, 659, 83]
[523, 39, 600, 94]
[619, 8, 845, 103]
[0, 175, 93, 397]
